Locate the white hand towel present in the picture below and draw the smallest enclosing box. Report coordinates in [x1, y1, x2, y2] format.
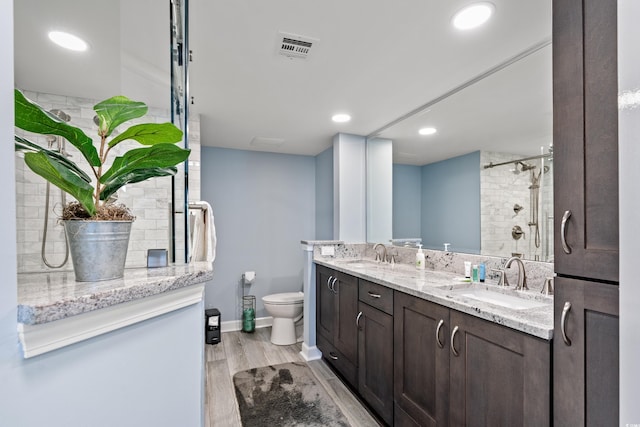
[190, 201, 217, 264]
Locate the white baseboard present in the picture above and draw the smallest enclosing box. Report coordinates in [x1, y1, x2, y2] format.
[220, 316, 273, 333]
[300, 343, 322, 361]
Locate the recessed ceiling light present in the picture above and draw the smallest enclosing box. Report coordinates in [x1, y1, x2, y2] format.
[419, 127, 437, 136]
[452, 2, 495, 30]
[332, 113, 351, 123]
[48, 31, 88, 52]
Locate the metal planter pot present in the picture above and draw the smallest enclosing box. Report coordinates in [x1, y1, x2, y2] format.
[63, 220, 133, 282]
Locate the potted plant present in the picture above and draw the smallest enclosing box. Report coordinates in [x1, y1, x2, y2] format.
[14, 89, 190, 281]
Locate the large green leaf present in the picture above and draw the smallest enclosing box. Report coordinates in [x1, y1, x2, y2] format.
[108, 123, 183, 148]
[15, 135, 92, 183]
[15, 90, 101, 167]
[100, 143, 190, 184]
[94, 96, 147, 137]
[24, 151, 96, 216]
[100, 167, 178, 201]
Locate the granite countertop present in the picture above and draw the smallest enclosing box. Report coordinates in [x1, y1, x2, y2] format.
[18, 262, 214, 326]
[316, 258, 554, 340]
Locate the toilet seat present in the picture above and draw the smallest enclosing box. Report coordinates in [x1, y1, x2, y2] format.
[262, 292, 304, 305]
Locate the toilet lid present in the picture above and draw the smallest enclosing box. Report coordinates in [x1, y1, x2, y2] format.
[262, 292, 304, 304]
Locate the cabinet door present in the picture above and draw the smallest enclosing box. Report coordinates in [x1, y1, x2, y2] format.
[394, 292, 449, 427]
[449, 311, 551, 427]
[553, 0, 618, 282]
[316, 265, 335, 341]
[554, 277, 619, 426]
[334, 272, 358, 363]
[358, 301, 394, 425]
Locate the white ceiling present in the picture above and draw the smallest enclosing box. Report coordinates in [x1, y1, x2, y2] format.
[14, 0, 552, 166]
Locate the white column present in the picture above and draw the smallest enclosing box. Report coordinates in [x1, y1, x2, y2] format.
[333, 133, 367, 242]
[300, 243, 322, 361]
[366, 137, 393, 243]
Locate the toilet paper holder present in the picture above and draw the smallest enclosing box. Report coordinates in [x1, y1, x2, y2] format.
[243, 271, 256, 284]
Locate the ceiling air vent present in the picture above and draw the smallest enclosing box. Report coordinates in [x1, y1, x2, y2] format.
[277, 31, 318, 60]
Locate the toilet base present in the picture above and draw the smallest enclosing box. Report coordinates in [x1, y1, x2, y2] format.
[270, 317, 297, 346]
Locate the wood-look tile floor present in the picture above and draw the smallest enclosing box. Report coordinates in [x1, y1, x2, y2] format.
[204, 327, 380, 427]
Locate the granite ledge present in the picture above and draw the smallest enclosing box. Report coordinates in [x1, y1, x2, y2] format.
[18, 262, 213, 325]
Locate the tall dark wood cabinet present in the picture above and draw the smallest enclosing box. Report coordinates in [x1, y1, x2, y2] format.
[553, 0, 620, 424]
[316, 265, 358, 385]
[553, 278, 619, 426]
[553, 0, 618, 282]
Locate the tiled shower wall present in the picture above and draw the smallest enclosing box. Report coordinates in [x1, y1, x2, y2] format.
[480, 151, 553, 261]
[15, 90, 201, 273]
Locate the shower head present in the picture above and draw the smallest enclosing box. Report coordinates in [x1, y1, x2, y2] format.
[520, 162, 536, 172]
[511, 161, 537, 174]
[49, 109, 71, 122]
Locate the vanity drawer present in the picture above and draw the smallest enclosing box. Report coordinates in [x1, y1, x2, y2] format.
[317, 333, 357, 387]
[359, 279, 393, 315]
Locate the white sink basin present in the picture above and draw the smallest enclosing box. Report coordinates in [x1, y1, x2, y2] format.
[334, 259, 381, 268]
[450, 287, 548, 310]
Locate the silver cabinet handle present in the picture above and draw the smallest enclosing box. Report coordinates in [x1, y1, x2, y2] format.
[356, 311, 363, 328]
[561, 302, 572, 346]
[331, 277, 338, 294]
[450, 326, 460, 357]
[367, 291, 381, 299]
[328, 352, 338, 360]
[561, 210, 572, 254]
[435, 319, 444, 349]
[327, 276, 333, 291]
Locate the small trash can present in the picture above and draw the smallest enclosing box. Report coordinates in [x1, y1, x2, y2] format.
[205, 308, 221, 345]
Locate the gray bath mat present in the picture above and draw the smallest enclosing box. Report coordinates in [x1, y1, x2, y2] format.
[233, 362, 351, 427]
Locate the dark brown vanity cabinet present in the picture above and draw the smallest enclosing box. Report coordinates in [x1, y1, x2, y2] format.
[448, 311, 551, 427]
[316, 264, 359, 385]
[394, 292, 450, 427]
[358, 280, 394, 425]
[553, 0, 620, 423]
[394, 292, 551, 427]
[553, 277, 619, 427]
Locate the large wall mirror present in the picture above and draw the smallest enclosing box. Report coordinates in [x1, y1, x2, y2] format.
[370, 41, 553, 262]
[13, 0, 190, 272]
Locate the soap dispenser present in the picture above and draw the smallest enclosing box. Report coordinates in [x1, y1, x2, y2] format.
[416, 244, 425, 270]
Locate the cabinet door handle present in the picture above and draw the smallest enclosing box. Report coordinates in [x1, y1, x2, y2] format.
[561, 302, 572, 346]
[331, 277, 338, 294]
[367, 291, 381, 299]
[328, 352, 338, 360]
[327, 276, 333, 291]
[450, 326, 460, 357]
[561, 210, 572, 254]
[356, 311, 363, 329]
[435, 319, 445, 348]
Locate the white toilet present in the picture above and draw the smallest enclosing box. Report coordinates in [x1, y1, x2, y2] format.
[262, 291, 304, 345]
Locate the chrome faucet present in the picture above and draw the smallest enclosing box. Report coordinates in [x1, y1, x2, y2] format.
[504, 256, 528, 290]
[373, 243, 387, 263]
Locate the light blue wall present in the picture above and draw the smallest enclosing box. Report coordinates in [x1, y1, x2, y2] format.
[201, 147, 316, 321]
[392, 164, 422, 239]
[421, 151, 481, 253]
[1, 304, 204, 427]
[315, 147, 333, 240]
